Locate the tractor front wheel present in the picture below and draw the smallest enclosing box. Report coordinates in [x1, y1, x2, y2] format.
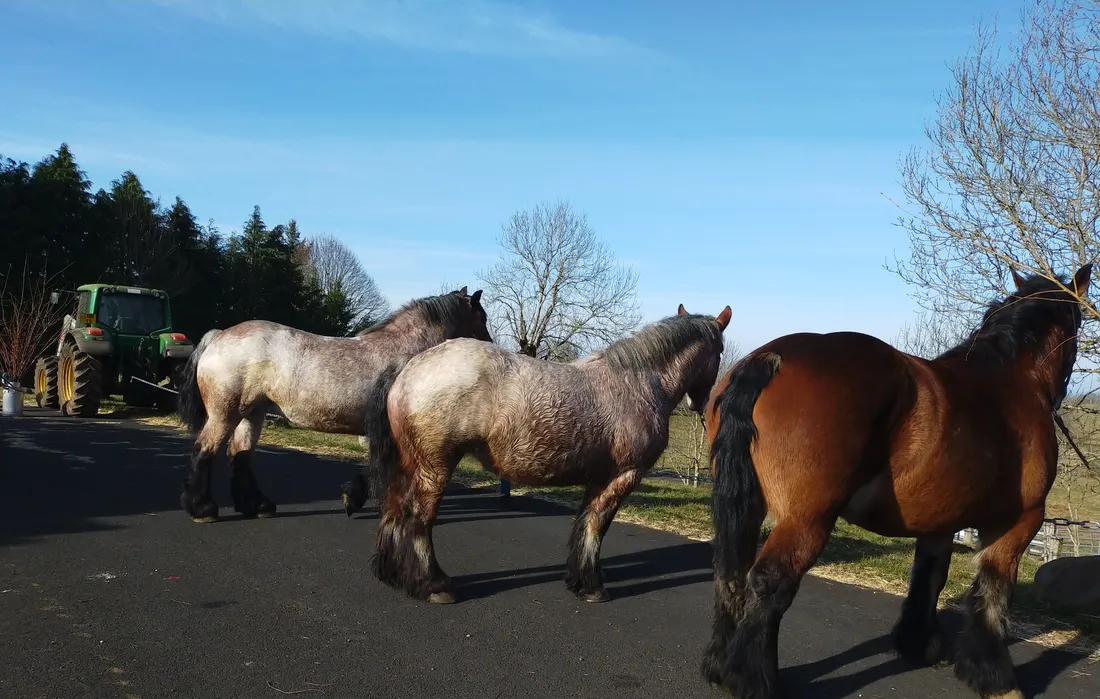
[58, 342, 103, 417]
[34, 357, 60, 409]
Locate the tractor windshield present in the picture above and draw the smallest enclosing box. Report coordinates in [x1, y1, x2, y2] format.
[95, 293, 167, 335]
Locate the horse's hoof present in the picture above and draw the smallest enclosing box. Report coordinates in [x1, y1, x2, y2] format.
[183, 496, 218, 523]
[341, 492, 355, 517]
[582, 588, 610, 603]
[427, 591, 456, 604]
[984, 692, 1024, 699]
[256, 510, 276, 519]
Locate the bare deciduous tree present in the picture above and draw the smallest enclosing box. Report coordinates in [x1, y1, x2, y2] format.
[0, 258, 68, 386]
[303, 233, 390, 328]
[890, 0, 1100, 365]
[893, 310, 972, 360]
[889, 0, 1100, 507]
[477, 201, 641, 360]
[718, 335, 743, 379]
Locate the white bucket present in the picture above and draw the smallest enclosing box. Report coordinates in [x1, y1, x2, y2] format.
[2, 385, 24, 417]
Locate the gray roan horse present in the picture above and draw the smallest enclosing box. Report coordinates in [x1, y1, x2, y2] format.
[343, 304, 732, 604]
[176, 287, 492, 523]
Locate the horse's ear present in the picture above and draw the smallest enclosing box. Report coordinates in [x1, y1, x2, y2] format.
[715, 305, 732, 331]
[471, 289, 483, 303]
[1010, 267, 1027, 290]
[458, 286, 468, 295]
[1073, 263, 1093, 298]
[677, 304, 689, 316]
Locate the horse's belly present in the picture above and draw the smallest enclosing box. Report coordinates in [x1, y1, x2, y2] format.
[276, 402, 366, 434]
[488, 442, 614, 487]
[840, 466, 990, 537]
[839, 472, 902, 531]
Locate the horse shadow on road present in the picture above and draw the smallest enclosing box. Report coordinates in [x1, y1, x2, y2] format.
[0, 413, 563, 548]
[783, 611, 1088, 699]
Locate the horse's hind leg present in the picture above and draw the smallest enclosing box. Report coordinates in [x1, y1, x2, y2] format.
[340, 470, 369, 517]
[564, 470, 642, 603]
[953, 509, 1043, 699]
[371, 458, 456, 604]
[708, 514, 833, 699]
[181, 415, 234, 523]
[892, 534, 953, 666]
[701, 484, 767, 684]
[228, 413, 276, 519]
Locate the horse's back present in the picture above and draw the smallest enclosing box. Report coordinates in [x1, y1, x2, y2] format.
[195, 318, 379, 431]
[750, 330, 910, 403]
[390, 338, 614, 478]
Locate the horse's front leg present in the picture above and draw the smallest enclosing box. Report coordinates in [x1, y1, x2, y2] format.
[228, 414, 276, 519]
[893, 533, 954, 666]
[954, 508, 1044, 699]
[565, 469, 642, 603]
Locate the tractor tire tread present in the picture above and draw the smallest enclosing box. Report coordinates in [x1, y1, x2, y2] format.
[35, 357, 60, 409]
[65, 347, 103, 417]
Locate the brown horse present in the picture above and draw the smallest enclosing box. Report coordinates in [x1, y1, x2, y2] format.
[175, 288, 491, 523]
[700, 265, 1092, 699]
[347, 304, 732, 604]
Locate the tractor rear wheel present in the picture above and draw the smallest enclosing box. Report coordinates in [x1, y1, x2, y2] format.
[58, 342, 103, 417]
[34, 357, 60, 409]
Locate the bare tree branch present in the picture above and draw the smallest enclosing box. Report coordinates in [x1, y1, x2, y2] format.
[893, 310, 973, 360]
[303, 233, 390, 326]
[889, 0, 1100, 366]
[477, 201, 642, 359]
[0, 257, 68, 383]
[718, 335, 743, 379]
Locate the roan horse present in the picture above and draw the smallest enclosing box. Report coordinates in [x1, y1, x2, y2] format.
[343, 304, 733, 604]
[176, 287, 492, 523]
[701, 265, 1092, 699]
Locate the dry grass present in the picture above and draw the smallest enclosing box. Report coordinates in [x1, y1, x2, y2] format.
[75, 403, 1100, 659]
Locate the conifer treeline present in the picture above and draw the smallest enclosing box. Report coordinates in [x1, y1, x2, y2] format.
[0, 143, 364, 342]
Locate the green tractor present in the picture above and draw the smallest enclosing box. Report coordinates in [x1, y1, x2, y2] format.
[34, 284, 195, 417]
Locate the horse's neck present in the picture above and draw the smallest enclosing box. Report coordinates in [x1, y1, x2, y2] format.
[368, 321, 452, 358]
[942, 328, 1073, 409]
[611, 347, 704, 415]
[1027, 329, 1076, 408]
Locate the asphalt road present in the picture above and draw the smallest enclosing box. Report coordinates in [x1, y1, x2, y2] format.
[1, 410, 1098, 699]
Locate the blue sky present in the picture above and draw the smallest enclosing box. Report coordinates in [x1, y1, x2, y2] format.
[0, 0, 1021, 352]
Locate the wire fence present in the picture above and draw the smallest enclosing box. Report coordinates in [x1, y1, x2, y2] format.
[954, 518, 1100, 562]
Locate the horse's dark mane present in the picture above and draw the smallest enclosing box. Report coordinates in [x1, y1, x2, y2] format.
[939, 273, 1082, 366]
[357, 291, 470, 336]
[602, 314, 722, 372]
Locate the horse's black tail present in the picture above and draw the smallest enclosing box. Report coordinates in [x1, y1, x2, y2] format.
[703, 350, 781, 681]
[709, 351, 779, 572]
[341, 363, 402, 517]
[177, 329, 221, 434]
